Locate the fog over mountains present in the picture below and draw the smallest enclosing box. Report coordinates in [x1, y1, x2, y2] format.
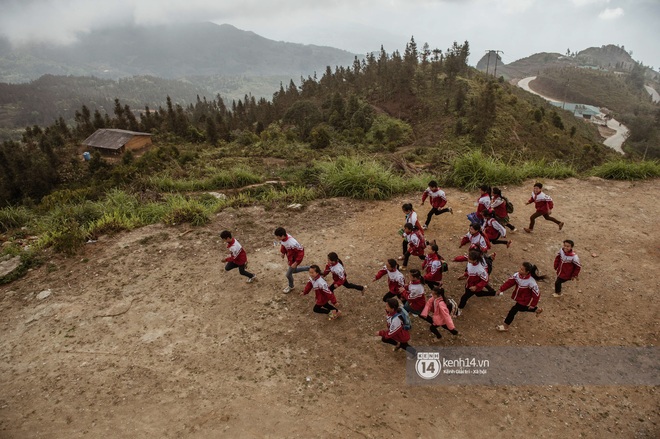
[0, 22, 357, 83]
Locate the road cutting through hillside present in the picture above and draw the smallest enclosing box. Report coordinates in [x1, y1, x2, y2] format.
[517, 76, 628, 153]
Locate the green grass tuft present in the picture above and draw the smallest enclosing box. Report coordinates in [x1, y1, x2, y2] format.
[590, 160, 660, 180]
[316, 156, 427, 200]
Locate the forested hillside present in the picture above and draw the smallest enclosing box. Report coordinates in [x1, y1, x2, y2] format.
[0, 74, 293, 137]
[0, 38, 618, 208]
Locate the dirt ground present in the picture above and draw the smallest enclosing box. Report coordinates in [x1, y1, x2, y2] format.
[1, 178, 658, 438]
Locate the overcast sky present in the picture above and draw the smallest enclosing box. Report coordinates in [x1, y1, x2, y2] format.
[1, 0, 658, 68]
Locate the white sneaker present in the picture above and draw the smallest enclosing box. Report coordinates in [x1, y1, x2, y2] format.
[283, 286, 293, 293]
[247, 276, 256, 283]
[496, 325, 508, 332]
[422, 224, 428, 230]
[552, 293, 562, 298]
[449, 207, 453, 215]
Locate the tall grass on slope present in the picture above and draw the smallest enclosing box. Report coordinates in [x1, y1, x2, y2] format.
[590, 160, 660, 180]
[148, 167, 262, 192]
[446, 151, 576, 190]
[316, 157, 428, 200]
[0, 206, 33, 233]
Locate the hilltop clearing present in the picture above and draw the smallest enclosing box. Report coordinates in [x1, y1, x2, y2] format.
[1, 178, 658, 438]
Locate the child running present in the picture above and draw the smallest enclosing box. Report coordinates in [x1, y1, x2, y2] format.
[301, 265, 342, 320]
[323, 252, 367, 295]
[420, 287, 459, 339]
[400, 203, 423, 261]
[401, 222, 426, 270]
[491, 187, 516, 231]
[472, 184, 492, 225]
[483, 210, 512, 248]
[553, 240, 581, 297]
[220, 230, 257, 283]
[496, 262, 545, 331]
[456, 249, 497, 315]
[373, 259, 406, 302]
[402, 269, 427, 316]
[274, 227, 310, 293]
[421, 180, 453, 230]
[524, 182, 564, 233]
[422, 241, 445, 290]
[459, 222, 491, 254]
[376, 298, 416, 356]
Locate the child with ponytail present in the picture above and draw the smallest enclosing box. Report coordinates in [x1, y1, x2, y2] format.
[496, 262, 546, 331]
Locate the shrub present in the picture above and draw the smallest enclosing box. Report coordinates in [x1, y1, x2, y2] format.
[446, 151, 522, 189]
[86, 211, 141, 237]
[162, 195, 210, 226]
[38, 219, 87, 255]
[316, 157, 425, 200]
[0, 206, 33, 232]
[590, 160, 660, 180]
[446, 151, 576, 189]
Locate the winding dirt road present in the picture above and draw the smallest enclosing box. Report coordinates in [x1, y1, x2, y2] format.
[517, 76, 627, 153]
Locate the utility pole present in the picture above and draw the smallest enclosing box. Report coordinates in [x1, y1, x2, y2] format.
[485, 50, 492, 75]
[492, 50, 504, 77]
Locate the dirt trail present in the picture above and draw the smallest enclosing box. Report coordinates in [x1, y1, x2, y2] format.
[1, 178, 659, 438]
[517, 76, 628, 153]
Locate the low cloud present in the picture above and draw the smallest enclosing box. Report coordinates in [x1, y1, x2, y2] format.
[598, 7, 624, 19]
[571, 0, 609, 6]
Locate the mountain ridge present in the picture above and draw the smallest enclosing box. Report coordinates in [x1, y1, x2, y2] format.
[0, 22, 357, 82]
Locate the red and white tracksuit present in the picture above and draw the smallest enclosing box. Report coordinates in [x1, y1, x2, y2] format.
[554, 248, 581, 280]
[460, 231, 491, 253]
[224, 238, 247, 266]
[499, 272, 540, 307]
[374, 267, 405, 296]
[422, 252, 444, 284]
[302, 274, 337, 306]
[402, 281, 426, 313]
[378, 310, 411, 343]
[528, 191, 553, 214]
[279, 234, 305, 266]
[421, 188, 447, 209]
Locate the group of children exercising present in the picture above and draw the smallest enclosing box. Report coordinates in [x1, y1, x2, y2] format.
[221, 181, 581, 357]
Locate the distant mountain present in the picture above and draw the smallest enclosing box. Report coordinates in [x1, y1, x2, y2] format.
[0, 22, 357, 83]
[476, 44, 659, 81]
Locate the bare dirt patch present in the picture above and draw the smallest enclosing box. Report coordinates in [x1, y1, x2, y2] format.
[1, 178, 658, 438]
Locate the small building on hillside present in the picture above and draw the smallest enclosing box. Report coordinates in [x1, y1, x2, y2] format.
[82, 129, 152, 155]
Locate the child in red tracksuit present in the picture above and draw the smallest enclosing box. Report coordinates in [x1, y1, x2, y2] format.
[421, 180, 453, 230]
[275, 227, 310, 293]
[553, 240, 581, 297]
[220, 230, 256, 282]
[524, 182, 564, 233]
[323, 252, 367, 294]
[496, 262, 546, 331]
[373, 259, 406, 302]
[402, 269, 426, 316]
[401, 222, 426, 270]
[456, 249, 497, 314]
[376, 298, 416, 356]
[475, 184, 492, 223]
[400, 203, 424, 262]
[422, 241, 445, 290]
[421, 287, 459, 339]
[459, 222, 491, 254]
[302, 265, 341, 320]
[482, 210, 512, 248]
[491, 187, 516, 231]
